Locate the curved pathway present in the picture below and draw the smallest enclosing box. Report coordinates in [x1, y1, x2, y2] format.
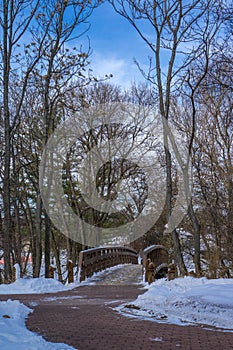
[1, 265, 233, 350]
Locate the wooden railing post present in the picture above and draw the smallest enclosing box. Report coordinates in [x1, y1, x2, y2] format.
[147, 261, 155, 284]
[49, 265, 56, 279]
[168, 263, 177, 281]
[12, 264, 20, 283]
[145, 258, 150, 282]
[67, 260, 74, 283]
[143, 245, 169, 282]
[12, 266, 16, 283]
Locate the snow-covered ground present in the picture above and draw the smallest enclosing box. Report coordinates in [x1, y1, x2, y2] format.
[0, 275, 79, 350]
[0, 264, 131, 350]
[0, 267, 233, 350]
[118, 276, 233, 332]
[0, 264, 128, 294]
[0, 300, 75, 350]
[0, 277, 79, 295]
[0, 273, 79, 349]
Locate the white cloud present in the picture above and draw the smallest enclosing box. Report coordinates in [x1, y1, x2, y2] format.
[90, 52, 144, 88]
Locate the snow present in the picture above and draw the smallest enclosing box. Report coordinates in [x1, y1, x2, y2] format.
[150, 337, 163, 342]
[119, 276, 233, 331]
[0, 264, 131, 349]
[14, 263, 21, 280]
[0, 300, 75, 350]
[0, 275, 82, 349]
[0, 264, 130, 295]
[0, 277, 78, 295]
[143, 244, 166, 253]
[0, 266, 233, 350]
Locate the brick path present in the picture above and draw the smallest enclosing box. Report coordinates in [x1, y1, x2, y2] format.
[1, 265, 233, 350]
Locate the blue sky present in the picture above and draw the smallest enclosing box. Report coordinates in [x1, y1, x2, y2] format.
[84, 2, 151, 87]
[82, 2, 223, 89]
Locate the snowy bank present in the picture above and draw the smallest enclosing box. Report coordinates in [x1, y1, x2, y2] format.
[0, 300, 75, 349]
[119, 276, 233, 331]
[0, 277, 79, 294]
[0, 264, 130, 295]
[0, 264, 134, 349]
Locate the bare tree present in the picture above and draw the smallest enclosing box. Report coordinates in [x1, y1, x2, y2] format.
[108, 0, 222, 275]
[0, 0, 40, 282]
[38, 0, 102, 277]
[0, 0, 100, 280]
[194, 54, 233, 276]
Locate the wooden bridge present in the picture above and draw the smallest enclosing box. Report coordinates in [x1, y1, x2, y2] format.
[77, 244, 170, 283]
[0, 248, 230, 350]
[78, 245, 138, 282]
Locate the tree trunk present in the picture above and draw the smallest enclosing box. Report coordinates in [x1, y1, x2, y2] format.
[188, 202, 201, 275]
[164, 136, 187, 276]
[44, 213, 51, 278]
[51, 231, 62, 282]
[12, 196, 22, 268]
[2, 0, 12, 282]
[33, 194, 42, 278]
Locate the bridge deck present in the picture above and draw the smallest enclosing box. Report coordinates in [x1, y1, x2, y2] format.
[85, 263, 142, 285]
[1, 264, 233, 350]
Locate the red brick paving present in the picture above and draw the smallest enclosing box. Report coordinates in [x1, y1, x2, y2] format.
[1, 283, 233, 350]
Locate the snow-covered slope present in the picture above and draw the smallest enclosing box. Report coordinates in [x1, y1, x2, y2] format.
[119, 276, 233, 331]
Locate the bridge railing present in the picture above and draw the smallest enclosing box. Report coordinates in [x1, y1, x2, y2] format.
[142, 245, 169, 282]
[78, 246, 138, 282]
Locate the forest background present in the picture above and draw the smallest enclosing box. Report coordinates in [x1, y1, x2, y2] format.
[0, 0, 232, 282]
